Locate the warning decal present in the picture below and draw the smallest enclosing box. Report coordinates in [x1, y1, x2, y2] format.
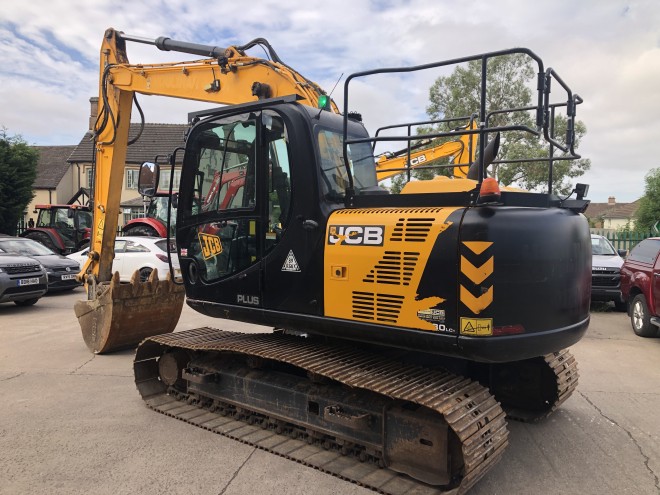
[460, 317, 493, 336]
[282, 250, 301, 272]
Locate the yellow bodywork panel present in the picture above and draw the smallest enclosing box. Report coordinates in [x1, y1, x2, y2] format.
[324, 207, 460, 331]
[401, 176, 479, 194]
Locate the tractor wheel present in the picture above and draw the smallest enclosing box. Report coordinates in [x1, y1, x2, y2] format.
[123, 224, 160, 237]
[24, 232, 59, 254]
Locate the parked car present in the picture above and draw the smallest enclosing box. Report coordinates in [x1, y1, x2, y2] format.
[67, 236, 180, 282]
[620, 237, 660, 337]
[590, 234, 627, 311]
[0, 252, 48, 306]
[0, 235, 81, 292]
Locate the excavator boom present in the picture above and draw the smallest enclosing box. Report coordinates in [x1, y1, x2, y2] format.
[75, 28, 338, 353]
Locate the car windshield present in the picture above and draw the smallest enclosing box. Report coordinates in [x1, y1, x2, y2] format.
[591, 237, 617, 256]
[0, 238, 54, 256]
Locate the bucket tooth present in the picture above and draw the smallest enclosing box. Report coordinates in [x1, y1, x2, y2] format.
[75, 269, 185, 354]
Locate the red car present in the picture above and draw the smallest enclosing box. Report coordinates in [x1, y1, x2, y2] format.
[620, 237, 660, 337]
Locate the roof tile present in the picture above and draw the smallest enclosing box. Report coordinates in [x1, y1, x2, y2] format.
[68, 124, 187, 164]
[33, 145, 77, 189]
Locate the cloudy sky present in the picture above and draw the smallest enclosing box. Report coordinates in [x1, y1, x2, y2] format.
[1, 0, 658, 203]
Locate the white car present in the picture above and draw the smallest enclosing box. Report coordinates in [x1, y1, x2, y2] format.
[67, 236, 181, 282]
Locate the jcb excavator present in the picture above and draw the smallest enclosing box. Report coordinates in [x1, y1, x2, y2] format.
[75, 28, 591, 494]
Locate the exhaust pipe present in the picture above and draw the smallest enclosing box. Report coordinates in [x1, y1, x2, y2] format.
[467, 132, 500, 180]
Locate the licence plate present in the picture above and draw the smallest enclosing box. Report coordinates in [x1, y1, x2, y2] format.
[61, 274, 77, 281]
[18, 278, 39, 286]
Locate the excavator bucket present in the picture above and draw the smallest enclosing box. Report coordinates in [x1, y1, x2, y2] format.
[74, 269, 185, 354]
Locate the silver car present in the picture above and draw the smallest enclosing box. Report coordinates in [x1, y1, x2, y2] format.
[591, 234, 626, 311]
[0, 253, 48, 306]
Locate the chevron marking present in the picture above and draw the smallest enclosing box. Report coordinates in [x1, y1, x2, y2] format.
[460, 285, 493, 314]
[461, 255, 494, 285]
[463, 241, 492, 255]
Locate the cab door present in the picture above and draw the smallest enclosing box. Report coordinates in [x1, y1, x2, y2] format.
[259, 110, 324, 314]
[177, 111, 262, 307]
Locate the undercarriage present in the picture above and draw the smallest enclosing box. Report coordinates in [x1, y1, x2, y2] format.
[134, 328, 578, 494]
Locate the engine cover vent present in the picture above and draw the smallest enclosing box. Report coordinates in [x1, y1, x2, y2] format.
[391, 217, 434, 242]
[363, 251, 420, 286]
[352, 291, 404, 323]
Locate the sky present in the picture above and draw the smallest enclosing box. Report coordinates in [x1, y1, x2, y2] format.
[1, 0, 659, 203]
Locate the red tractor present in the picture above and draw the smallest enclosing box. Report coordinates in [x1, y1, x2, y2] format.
[21, 204, 92, 255]
[121, 193, 175, 237]
[122, 169, 246, 237]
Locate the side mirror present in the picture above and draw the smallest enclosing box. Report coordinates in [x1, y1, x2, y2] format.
[618, 249, 627, 258]
[172, 192, 179, 209]
[138, 162, 160, 197]
[67, 208, 75, 219]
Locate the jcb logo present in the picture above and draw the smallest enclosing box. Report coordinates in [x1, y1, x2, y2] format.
[404, 154, 426, 166]
[199, 232, 222, 260]
[328, 225, 384, 246]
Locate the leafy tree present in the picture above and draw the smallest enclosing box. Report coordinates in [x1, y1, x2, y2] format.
[634, 168, 660, 231]
[0, 129, 38, 235]
[403, 53, 591, 196]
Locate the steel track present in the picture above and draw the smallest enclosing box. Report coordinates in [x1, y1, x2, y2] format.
[134, 327, 509, 494]
[504, 348, 579, 423]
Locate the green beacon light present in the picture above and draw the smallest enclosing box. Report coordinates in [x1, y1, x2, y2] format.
[318, 94, 331, 111]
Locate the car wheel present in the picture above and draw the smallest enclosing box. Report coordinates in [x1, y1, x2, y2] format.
[14, 298, 39, 307]
[630, 294, 657, 337]
[139, 267, 153, 282]
[123, 224, 159, 237]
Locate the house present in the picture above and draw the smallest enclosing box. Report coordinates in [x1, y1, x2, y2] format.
[25, 145, 79, 225]
[585, 196, 640, 230]
[28, 97, 186, 228]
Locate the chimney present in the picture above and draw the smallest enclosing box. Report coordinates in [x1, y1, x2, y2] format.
[608, 196, 616, 205]
[89, 96, 99, 131]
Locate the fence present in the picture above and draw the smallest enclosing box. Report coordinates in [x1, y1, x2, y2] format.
[590, 229, 654, 253]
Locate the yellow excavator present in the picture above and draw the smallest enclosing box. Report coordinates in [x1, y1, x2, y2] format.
[76, 28, 590, 494]
[74, 28, 477, 353]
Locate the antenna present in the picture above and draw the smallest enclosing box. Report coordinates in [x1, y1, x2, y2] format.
[315, 73, 343, 119]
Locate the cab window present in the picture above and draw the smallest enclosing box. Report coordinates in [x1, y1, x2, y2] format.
[189, 114, 256, 215]
[317, 128, 377, 202]
[265, 112, 291, 251]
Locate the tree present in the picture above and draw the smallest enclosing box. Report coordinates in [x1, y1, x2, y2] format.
[0, 129, 38, 235]
[415, 53, 591, 196]
[634, 168, 660, 231]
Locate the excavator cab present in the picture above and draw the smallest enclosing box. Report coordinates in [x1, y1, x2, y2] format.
[175, 99, 377, 313]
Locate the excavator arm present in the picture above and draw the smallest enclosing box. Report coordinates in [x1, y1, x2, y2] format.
[375, 121, 478, 182]
[75, 28, 338, 353]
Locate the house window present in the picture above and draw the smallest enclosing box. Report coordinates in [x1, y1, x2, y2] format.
[87, 168, 93, 188]
[126, 169, 140, 189]
[123, 208, 145, 225]
[159, 169, 181, 191]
